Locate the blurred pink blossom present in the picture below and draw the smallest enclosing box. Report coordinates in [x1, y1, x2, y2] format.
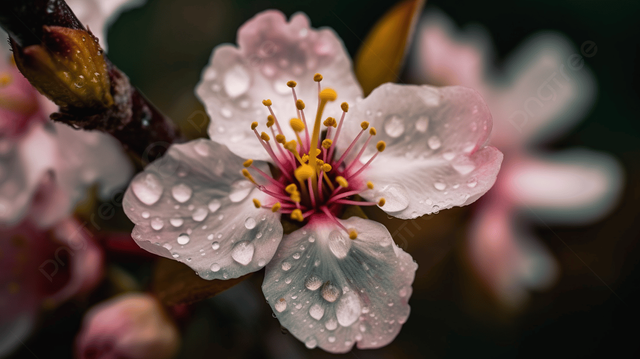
[75, 293, 180, 359]
[409, 9, 623, 308]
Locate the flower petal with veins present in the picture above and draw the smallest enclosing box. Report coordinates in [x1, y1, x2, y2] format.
[123, 139, 284, 280]
[196, 10, 362, 161]
[263, 216, 417, 353]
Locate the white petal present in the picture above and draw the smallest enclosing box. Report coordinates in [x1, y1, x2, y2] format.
[196, 10, 362, 161]
[263, 217, 417, 353]
[505, 149, 623, 224]
[123, 139, 283, 280]
[340, 83, 503, 219]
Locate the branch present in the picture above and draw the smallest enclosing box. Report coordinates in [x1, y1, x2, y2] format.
[0, 0, 182, 161]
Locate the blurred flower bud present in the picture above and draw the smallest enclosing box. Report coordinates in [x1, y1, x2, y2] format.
[75, 293, 180, 359]
[12, 26, 113, 110]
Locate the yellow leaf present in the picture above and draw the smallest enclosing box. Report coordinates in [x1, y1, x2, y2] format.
[355, 0, 425, 95]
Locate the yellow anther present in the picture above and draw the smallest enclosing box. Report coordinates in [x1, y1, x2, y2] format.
[323, 117, 336, 127]
[266, 115, 275, 127]
[276, 134, 286, 143]
[287, 80, 297, 88]
[348, 230, 358, 240]
[322, 139, 333, 149]
[378, 198, 386, 207]
[336, 176, 349, 188]
[301, 154, 309, 163]
[0, 73, 12, 87]
[242, 169, 257, 184]
[252, 198, 262, 208]
[243, 159, 253, 168]
[285, 184, 297, 194]
[290, 118, 305, 132]
[261, 132, 270, 141]
[376, 141, 386, 152]
[296, 99, 305, 110]
[314, 73, 323, 82]
[369, 127, 377, 136]
[290, 192, 301, 203]
[320, 88, 337, 102]
[262, 99, 272, 106]
[341, 102, 349, 112]
[322, 163, 332, 172]
[367, 181, 374, 190]
[315, 158, 324, 166]
[360, 121, 369, 130]
[295, 165, 315, 182]
[291, 209, 304, 222]
[284, 141, 297, 152]
[314, 148, 322, 156]
[251, 121, 258, 130]
[271, 202, 281, 212]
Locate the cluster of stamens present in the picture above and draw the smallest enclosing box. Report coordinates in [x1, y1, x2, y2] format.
[242, 74, 386, 239]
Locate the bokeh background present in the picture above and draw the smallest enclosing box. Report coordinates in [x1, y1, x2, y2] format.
[8, 0, 640, 357]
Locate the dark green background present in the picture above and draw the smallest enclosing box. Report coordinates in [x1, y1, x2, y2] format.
[11, 0, 640, 358]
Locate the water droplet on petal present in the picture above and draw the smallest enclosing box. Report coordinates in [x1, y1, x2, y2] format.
[442, 152, 456, 161]
[172, 183, 192, 203]
[231, 241, 254, 265]
[150, 217, 164, 230]
[434, 182, 446, 191]
[229, 180, 253, 202]
[192, 207, 208, 222]
[376, 184, 409, 212]
[177, 233, 190, 245]
[336, 291, 361, 327]
[428, 136, 441, 150]
[321, 282, 340, 303]
[383, 115, 405, 138]
[305, 275, 322, 291]
[415, 116, 429, 132]
[325, 318, 338, 330]
[131, 173, 163, 205]
[211, 241, 220, 250]
[170, 218, 184, 227]
[453, 160, 476, 175]
[275, 298, 287, 312]
[328, 231, 351, 259]
[328, 336, 336, 343]
[220, 108, 232, 118]
[223, 65, 250, 98]
[467, 178, 478, 188]
[305, 338, 317, 349]
[282, 262, 292, 271]
[309, 304, 325, 320]
[194, 142, 210, 156]
[211, 263, 220, 272]
[141, 211, 150, 219]
[244, 217, 256, 229]
[208, 199, 221, 212]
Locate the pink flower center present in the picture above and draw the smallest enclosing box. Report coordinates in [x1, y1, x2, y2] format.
[241, 74, 386, 238]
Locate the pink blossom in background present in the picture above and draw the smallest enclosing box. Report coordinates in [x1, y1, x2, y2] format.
[75, 293, 180, 359]
[409, 9, 623, 308]
[0, 218, 103, 356]
[123, 10, 503, 353]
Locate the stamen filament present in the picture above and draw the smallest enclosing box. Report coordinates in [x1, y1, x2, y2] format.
[349, 152, 379, 178]
[326, 189, 362, 205]
[251, 165, 285, 189]
[345, 131, 375, 174]
[334, 127, 365, 169]
[328, 104, 348, 161]
[320, 206, 348, 232]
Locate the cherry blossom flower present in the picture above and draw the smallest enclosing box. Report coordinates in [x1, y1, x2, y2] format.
[409, 9, 623, 308]
[123, 10, 502, 352]
[75, 293, 180, 359]
[0, 218, 103, 357]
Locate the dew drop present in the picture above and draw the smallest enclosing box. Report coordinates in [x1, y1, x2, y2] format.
[308, 236, 315, 243]
[453, 161, 476, 175]
[328, 336, 336, 343]
[442, 152, 456, 161]
[211, 263, 220, 272]
[305, 275, 322, 291]
[376, 184, 409, 212]
[211, 242, 220, 250]
[415, 116, 429, 132]
[177, 233, 190, 245]
[467, 178, 478, 188]
[305, 338, 317, 349]
[383, 115, 405, 138]
[244, 217, 257, 229]
[321, 282, 340, 303]
[150, 217, 164, 231]
[229, 180, 253, 202]
[292, 253, 301, 260]
[171, 183, 192, 203]
[194, 141, 209, 156]
[220, 108, 232, 118]
[325, 318, 338, 331]
[223, 65, 250, 98]
[141, 211, 150, 219]
[336, 292, 361, 327]
[428, 136, 441, 150]
[192, 207, 208, 222]
[282, 262, 292, 271]
[231, 241, 254, 265]
[309, 304, 325, 320]
[328, 231, 351, 259]
[208, 199, 221, 212]
[275, 298, 287, 312]
[434, 182, 446, 191]
[131, 173, 163, 205]
[170, 218, 183, 227]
